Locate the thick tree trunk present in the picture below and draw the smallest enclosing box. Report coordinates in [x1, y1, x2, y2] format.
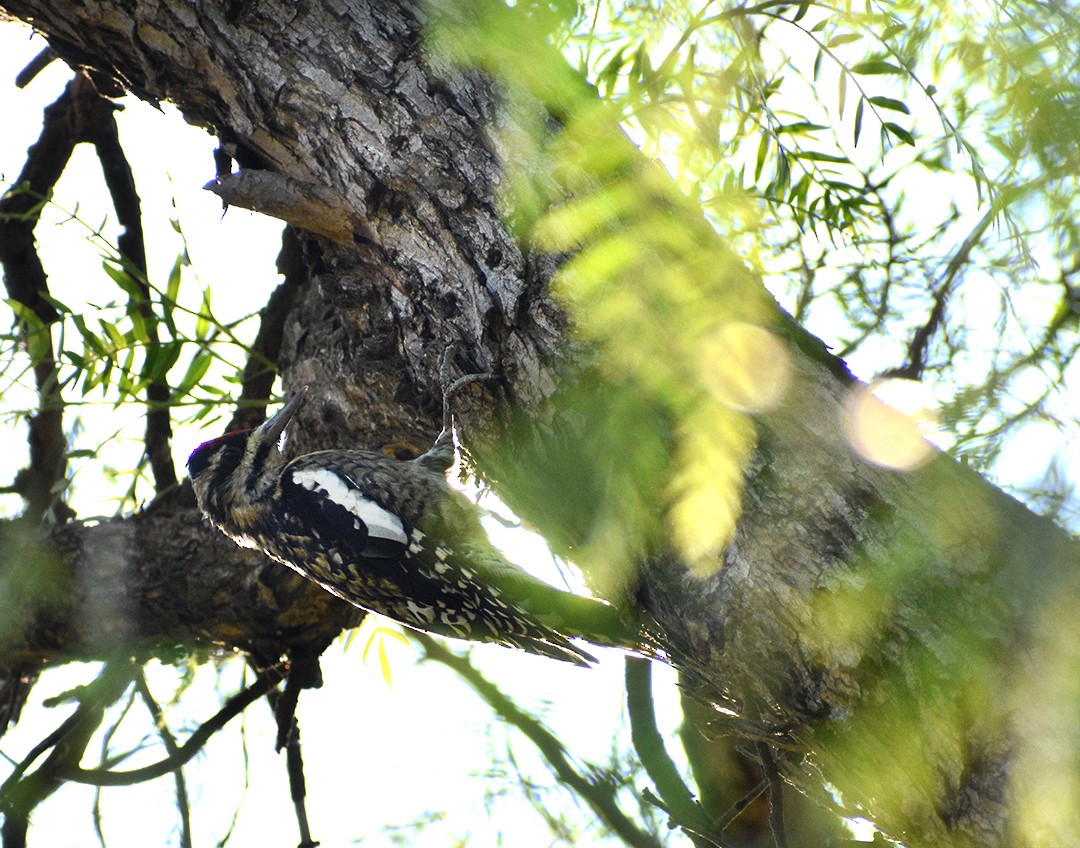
[1, 2, 1076, 847]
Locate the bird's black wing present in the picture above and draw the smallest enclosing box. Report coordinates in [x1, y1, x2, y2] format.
[281, 464, 409, 560]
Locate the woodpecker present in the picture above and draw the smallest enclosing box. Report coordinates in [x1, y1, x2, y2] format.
[187, 387, 637, 665]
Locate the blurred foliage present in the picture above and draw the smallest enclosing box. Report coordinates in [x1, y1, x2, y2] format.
[431, 2, 1080, 845]
[439, 0, 1080, 520]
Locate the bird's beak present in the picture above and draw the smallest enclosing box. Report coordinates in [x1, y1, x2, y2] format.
[260, 385, 309, 443]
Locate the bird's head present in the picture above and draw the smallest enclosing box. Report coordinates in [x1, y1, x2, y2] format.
[187, 387, 308, 529]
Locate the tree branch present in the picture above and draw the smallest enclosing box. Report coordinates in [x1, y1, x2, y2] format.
[57, 665, 284, 787]
[134, 671, 192, 848]
[625, 657, 723, 847]
[418, 634, 664, 848]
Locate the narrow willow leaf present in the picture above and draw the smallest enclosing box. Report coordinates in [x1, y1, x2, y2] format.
[6, 299, 46, 332]
[854, 97, 865, 146]
[754, 133, 770, 183]
[194, 289, 212, 340]
[146, 341, 183, 383]
[838, 71, 848, 119]
[100, 319, 127, 352]
[851, 60, 902, 75]
[777, 121, 828, 135]
[72, 314, 106, 357]
[102, 261, 145, 301]
[827, 33, 862, 48]
[884, 122, 915, 145]
[869, 95, 911, 114]
[165, 255, 183, 304]
[798, 150, 849, 163]
[775, 150, 791, 198]
[39, 293, 73, 315]
[175, 352, 212, 397]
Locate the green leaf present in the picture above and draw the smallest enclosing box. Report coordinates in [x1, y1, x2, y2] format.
[165, 255, 183, 305]
[174, 351, 212, 397]
[827, 33, 862, 48]
[754, 133, 770, 183]
[102, 260, 146, 301]
[798, 150, 849, 163]
[129, 310, 149, 345]
[869, 96, 911, 114]
[792, 2, 812, 23]
[100, 357, 114, 391]
[38, 293, 72, 315]
[146, 340, 183, 382]
[777, 121, 828, 135]
[884, 122, 915, 145]
[194, 288, 212, 340]
[599, 46, 627, 98]
[100, 319, 127, 352]
[851, 60, 902, 75]
[775, 150, 790, 198]
[882, 22, 906, 40]
[5, 299, 46, 333]
[825, 180, 865, 192]
[854, 97, 865, 146]
[71, 314, 106, 358]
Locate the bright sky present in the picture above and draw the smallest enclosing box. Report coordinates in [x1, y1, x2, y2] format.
[0, 21, 686, 848]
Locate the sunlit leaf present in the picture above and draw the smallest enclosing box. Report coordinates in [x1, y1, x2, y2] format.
[851, 60, 902, 75]
[174, 352, 212, 398]
[194, 289, 212, 341]
[883, 121, 915, 145]
[827, 33, 863, 48]
[869, 95, 911, 114]
[754, 133, 770, 182]
[102, 260, 146, 301]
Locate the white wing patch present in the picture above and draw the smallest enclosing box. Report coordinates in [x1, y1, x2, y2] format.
[291, 467, 407, 545]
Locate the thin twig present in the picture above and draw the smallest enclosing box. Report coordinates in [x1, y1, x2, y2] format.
[755, 742, 788, 848]
[135, 671, 193, 848]
[418, 634, 663, 848]
[58, 666, 283, 787]
[0, 661, 136, 847]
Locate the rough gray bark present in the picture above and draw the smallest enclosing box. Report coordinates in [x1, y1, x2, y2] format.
[0, 2, 1076, 847]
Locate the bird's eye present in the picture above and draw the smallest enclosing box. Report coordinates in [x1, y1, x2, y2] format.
[188, 433, 249, 476]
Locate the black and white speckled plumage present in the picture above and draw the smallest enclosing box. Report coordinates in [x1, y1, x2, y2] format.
[187, 389, 635, 665]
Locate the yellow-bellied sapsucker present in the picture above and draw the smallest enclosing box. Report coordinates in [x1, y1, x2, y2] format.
[187, 387, 636, 665]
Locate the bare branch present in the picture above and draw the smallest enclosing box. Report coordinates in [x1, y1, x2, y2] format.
[58, 665, 284, 787]
[418, 634, 664, 848]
